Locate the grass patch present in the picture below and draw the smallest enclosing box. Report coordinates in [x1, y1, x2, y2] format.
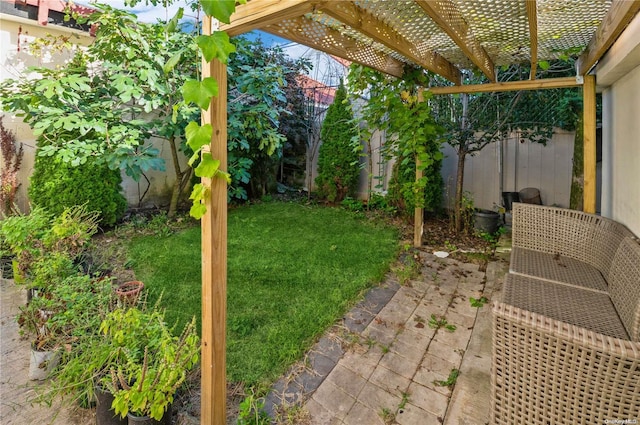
[126, 202, 398, 385]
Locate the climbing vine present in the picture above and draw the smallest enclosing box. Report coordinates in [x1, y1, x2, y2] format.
[347, 65, 443, 212]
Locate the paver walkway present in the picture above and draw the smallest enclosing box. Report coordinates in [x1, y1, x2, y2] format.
[267, 251, 507, 425]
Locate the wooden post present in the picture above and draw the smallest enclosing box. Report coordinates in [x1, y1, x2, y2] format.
[414, 160, 424, 248]
[201, 16, 227, 425]
[583, 74, 597, 214]
[414, 88, 425, 248]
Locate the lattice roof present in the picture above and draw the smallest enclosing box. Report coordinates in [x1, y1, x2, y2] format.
[221, 0, 640, 86]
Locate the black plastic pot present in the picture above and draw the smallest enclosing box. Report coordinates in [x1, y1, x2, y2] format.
[473, 209, 501, 234]
[95, 387, 127, 425]
[126, 404, 171, 425]
[501, 192, 520, 211]
[519, 187, 542, 205]
[127, 414, 161, 425]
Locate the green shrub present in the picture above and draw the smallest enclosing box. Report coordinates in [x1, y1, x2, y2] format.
[315, 83, 360, 203]
[29, 152, 126, 227]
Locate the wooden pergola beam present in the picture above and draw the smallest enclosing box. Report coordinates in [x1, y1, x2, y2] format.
[263, 16, 405, 78]
[221, 0, 318, 37]
[526, 0, 538, 80]
[320, 1, 462, 84]
[427, 76, 581, 95]
[415, 0, 494, 83]
[576, 0, 640, 75]
[583, 75, 597, 214]
[201, 17, 228, 425]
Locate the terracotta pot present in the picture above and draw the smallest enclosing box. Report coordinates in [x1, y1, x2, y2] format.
[114, 281, 144, 304]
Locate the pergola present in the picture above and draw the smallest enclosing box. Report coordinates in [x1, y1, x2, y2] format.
[199, 1, 640, 423]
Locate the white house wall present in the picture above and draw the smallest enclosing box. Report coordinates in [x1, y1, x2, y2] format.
[597, 11, 640, 236]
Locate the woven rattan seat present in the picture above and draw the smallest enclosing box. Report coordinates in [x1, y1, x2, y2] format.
[510, 247, 608, 292]
[503, 273, 628, 338]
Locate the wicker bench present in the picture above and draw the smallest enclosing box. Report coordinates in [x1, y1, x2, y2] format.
[492, 203, 640, 423]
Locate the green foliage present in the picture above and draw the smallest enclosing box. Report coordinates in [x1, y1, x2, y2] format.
[0, 6, 169, 210]
[470, 296, 489, 308]
[19, 274, 112, 350]
[367, 193, 398, 215]
[237, 389, 271, 425]
[428, 314, 457, 332]
[29, 152, 126, 227]
[387, 150, 443, 216]
[393, 245, 422, 285]
[0, 205, 98, 286]
[347, 65, 443, 213]
[429, 60, 583, 231]
[341, 197, 365, 212]
[477, 226, 507, 257]
[315, 83, 361, 202]
[27, 252, 77, 292]
[433, 368, 460, 388]
[101, 308, 200, 421]
[0, 207, 50, 262]
[226, 36, 310, 201]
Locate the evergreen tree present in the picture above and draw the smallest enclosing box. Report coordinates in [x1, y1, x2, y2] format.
[315, 83, 360, 202]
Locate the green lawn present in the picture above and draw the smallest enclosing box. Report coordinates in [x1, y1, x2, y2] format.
[127, 202, 399, 385]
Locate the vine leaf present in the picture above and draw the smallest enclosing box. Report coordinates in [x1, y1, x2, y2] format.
[195, 153, 220, 178]
[196, 32, 236, 63]
[163, 50, 183, 74]
[186, 122, 213, 153]
[200, 0, 236, 24]
[189, 183, 208, 219]
[182, 77, 218, 110]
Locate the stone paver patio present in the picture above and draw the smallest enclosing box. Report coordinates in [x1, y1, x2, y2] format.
[267, 251, 508, 425]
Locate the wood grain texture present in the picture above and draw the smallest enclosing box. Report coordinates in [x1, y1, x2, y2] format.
[201, 16, 228, 425]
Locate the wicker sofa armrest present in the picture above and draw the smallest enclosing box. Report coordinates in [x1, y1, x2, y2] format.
[609, 237, 640, 341]
[492, 301, 640, 423]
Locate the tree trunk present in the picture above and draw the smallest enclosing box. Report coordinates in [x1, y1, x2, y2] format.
[454, 93, 470, 233]
[570, 116, 584, 210]
[454, 150, 467, 233]
[168, 135, 183, 218]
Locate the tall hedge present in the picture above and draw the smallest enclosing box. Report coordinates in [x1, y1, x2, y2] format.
[29, 148, 127, 227]
[315, 84, 360, 202]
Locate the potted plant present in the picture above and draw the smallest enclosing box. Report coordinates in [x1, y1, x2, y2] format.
[18, 292, 62, 380]
[19, 273, 113, 380]
[99, 307, 200, 424]
[0, 205, 99, 294]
